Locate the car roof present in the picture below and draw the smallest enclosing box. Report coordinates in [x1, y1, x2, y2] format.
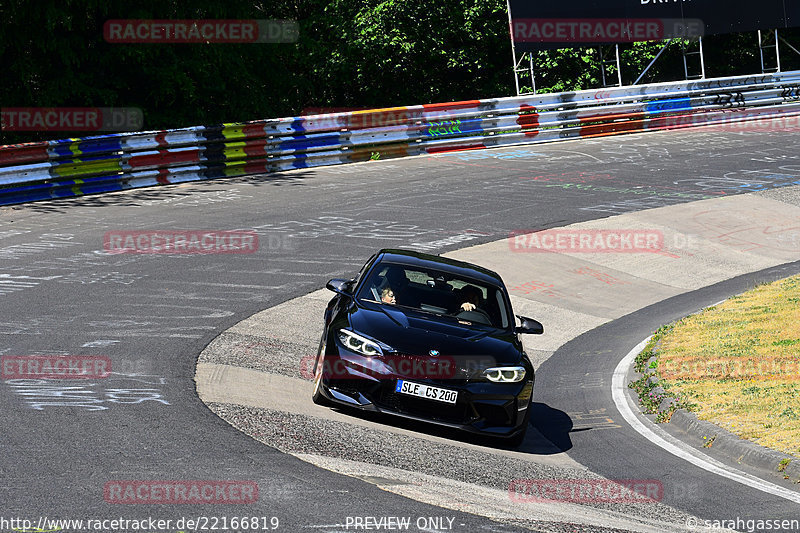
[374, 249, 504, 287]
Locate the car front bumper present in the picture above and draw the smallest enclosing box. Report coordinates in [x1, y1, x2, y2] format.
[317, 372, 534, 437]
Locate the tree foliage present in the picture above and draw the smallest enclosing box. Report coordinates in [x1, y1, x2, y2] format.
[1, 0, 798, 144]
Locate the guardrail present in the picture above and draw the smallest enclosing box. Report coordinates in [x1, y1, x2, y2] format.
[2, 71, 800, 206]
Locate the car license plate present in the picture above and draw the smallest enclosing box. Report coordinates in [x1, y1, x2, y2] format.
[396, 380, 458, 404]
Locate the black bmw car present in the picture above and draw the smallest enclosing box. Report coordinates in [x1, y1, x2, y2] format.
[311, 249, 543, 446]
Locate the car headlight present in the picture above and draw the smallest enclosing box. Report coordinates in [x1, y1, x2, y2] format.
[484, 366, 526, 383]
[337, 329, 384, 356]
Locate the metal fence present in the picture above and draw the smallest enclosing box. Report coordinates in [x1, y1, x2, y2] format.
[2, 71, 800, 206]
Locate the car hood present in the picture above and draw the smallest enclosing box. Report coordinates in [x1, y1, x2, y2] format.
[349, 303, 523, 367]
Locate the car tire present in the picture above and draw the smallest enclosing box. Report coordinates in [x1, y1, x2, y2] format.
[312, 333, 334, 407]
[311, 362, 334, 407]
[311, 377, 333, 407]
[504, 400, 532, 447]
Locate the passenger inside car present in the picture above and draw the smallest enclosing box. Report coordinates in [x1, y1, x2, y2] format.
[380, 287, 396, 305]
[383, 267, 415, 306]
[361, 265, 503, 327]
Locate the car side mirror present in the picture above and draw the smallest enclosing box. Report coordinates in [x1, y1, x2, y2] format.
[326, 278, 353, 297]
[515, 315, 543, 335]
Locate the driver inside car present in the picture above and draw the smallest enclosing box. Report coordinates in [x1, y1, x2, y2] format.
[453, 285, 493, 326]
[458, 284, 482, 312]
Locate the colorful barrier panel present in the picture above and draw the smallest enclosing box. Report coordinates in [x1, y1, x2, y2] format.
[2, 71, 800, 206]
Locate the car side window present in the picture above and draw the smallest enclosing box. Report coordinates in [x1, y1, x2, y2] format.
[493, 289, 509, 329]
[356, 265, 390, 302]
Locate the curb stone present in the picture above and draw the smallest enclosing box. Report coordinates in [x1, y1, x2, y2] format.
[657, 397, 677, 412]
[628, 307, 800, 486]
[667, 409, 800, 483]
[630, 341, 800, 486]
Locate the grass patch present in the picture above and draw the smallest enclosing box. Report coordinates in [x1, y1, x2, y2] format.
[640, 274, 800, 458]
[629, 323, 693, 422]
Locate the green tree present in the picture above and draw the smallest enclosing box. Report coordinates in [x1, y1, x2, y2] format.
[2, 0, 799, 146]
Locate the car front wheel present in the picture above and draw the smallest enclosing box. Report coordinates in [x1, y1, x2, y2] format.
[503, 399, 532, 447]
[311, 334, 334, 407]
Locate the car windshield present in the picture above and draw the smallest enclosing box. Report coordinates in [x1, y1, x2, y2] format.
[357, 262, 510, 329]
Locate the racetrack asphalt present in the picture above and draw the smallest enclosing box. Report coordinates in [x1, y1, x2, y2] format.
[197, 184, 800, 531]
[2, 125, 800, 531]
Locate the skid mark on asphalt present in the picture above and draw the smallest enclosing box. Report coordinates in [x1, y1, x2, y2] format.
[4, 372, 169, 411]
[568, 409, 622, 431]
[0, 274, 61, 296]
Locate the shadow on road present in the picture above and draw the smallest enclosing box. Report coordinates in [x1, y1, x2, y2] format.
[323, 400, 574, 455]
[0, 170, 317, 214]
[529, 402, 574, 453]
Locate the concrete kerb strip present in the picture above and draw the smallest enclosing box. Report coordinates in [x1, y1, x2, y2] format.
[196, 294, 584, 469]
[622, 301, 800, 484]
[293, 454, 702, 533]
[613, 339, 800, 505]
[195, 186, 800, 527]
[668, 410, 800, 481]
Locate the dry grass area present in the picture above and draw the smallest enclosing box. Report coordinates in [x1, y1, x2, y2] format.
[656, 274, 800, 458]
